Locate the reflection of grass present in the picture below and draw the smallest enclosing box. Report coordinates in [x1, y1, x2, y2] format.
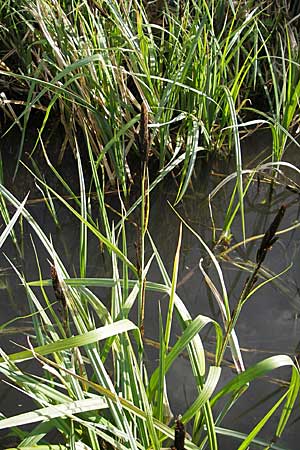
[0, 158, 298, 449]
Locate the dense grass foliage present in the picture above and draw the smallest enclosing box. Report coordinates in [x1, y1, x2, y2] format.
[0, 1, 299, 449]
[0, 0, 299, 187]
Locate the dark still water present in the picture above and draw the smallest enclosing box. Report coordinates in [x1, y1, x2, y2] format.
[0, 131, 299, 449]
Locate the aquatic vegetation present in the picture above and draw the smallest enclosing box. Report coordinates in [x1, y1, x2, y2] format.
[0, 0, 299, 190]
[0, 151, 299, 449]
[0, 1, 299, 449]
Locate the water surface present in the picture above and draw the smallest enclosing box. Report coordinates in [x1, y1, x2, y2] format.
[0, 130, 299, 449]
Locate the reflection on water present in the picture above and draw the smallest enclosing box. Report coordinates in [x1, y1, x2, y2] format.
[145, 140, 300, 448]
[0, 132, 299, 448]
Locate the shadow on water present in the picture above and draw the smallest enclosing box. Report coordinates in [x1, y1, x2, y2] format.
[0, 128, 300, 448]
